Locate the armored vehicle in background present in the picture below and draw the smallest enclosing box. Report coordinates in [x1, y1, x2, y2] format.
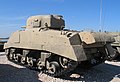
[108, 32, 120, 60]
[0, 38, 8, 52]
[4, 15, 115, 77]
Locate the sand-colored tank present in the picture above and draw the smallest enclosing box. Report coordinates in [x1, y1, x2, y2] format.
[4, 15, 115, 76]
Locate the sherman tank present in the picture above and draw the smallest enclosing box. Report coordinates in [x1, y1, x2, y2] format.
[4, 15, 115, 77]
[108, 32, 120, 60]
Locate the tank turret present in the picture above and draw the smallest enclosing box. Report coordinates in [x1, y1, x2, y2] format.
[26, 15, 65, 30]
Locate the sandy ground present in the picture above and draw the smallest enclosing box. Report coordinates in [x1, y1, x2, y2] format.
[0, 52, 119, 82]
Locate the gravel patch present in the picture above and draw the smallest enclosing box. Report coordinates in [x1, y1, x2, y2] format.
[0, 52, 119, 82]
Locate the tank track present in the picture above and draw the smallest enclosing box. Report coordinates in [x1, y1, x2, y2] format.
[6, 48, 105, 77]
[6, 54, 78, 77]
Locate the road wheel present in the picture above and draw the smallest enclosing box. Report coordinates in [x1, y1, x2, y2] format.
[47, 62, 59, 75]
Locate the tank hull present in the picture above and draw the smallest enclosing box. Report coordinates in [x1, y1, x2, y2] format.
[4, 29, 87, 61]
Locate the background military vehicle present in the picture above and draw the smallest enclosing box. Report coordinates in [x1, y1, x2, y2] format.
[0, 38, 8, 52]
[4, 15, 115, 77]
[108, 32, 120, 60]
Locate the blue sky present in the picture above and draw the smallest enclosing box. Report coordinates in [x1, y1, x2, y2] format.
[0, 0, 120, 37]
